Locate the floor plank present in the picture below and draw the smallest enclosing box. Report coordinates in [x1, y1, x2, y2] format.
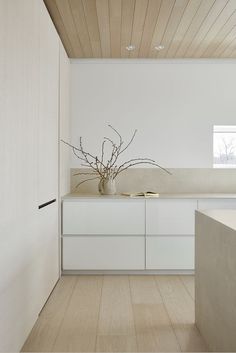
[21, 276, 77, 352]
[97, 276, 136, 337]
[52, 275, 103, 352]
[96, 335, 137, 352]
[155, 276, 208, 352]
[22, 275, 209, 352]
[129, 275, 163, 304]
[180, 275, 195, 300]
[130, 276, 180, 352]
[133, 304, 181, 352]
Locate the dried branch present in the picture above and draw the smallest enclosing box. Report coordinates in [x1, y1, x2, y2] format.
[120, 129, 137, 154]
[61, 139, 104, 177]
[75, 176, 100, 189]
[61, 125, 171, 191]
[73, 171, 99, 176]
[116, 160, 172, 177]
[101, 140, 106, 166]
[108, 124, 123, 146]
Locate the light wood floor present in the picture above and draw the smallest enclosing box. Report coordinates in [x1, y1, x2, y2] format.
[21, 275, 208, 352]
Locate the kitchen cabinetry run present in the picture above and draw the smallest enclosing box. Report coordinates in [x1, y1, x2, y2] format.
[62, 196, 236, 273]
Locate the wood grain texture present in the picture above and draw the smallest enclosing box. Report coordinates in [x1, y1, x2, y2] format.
[121, 0, 135, 58]
[130, 276, 180, 352]
[82, 0, 102, 57]
[109, 0, 122, 57]
[54, 0, 83, 57]
[52, 276, 103, 352]
[155, 276, 208, 352]
[96, 0, 111, 57]
[22, 275, 209, 352]
[21, 277, 77, 352]
[180, 275, 195, 300]
[44, 0, 236, 58]
[97, 276, 135, 336]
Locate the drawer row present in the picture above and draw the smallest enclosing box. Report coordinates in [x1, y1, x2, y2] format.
[63, 198, 236, 236]
[62, 235, 194, 271]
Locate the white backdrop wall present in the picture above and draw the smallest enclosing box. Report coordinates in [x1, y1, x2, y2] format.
[70, 60, 236, 168]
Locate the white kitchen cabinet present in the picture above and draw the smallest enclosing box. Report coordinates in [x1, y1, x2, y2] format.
[63, 199, 145, 235]
[62, 196, 236, 273]
[146, 199, 197, 235]
[63, 235, 145, 270]
[146, 236, 194, 270]
[198, 199, 236, 211]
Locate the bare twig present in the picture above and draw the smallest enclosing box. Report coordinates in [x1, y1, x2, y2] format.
[114, 158, 171, 177]
[73, 171, 99, 176]
[75, 176, 100, 189]
[61, 125, 171, 190]
[120, 129, 137, 154]
[108, 124, 123, 146]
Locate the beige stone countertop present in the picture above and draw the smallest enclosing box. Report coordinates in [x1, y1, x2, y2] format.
[62, 193, 236, 200]
[197, 209, 236, 231]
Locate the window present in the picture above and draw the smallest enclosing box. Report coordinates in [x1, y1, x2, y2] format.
[213, 126, 236, 168]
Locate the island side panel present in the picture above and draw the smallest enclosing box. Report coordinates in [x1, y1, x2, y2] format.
[195, 211, 236, 352]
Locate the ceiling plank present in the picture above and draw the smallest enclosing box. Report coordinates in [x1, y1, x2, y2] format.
[69, 0, 93, 57]
[157, 0, 190, 58]
[192, 0, 236, 57]
[149, 0, 176, 58]
[82, 0, 102, 57]
[139, 0, 162, 58]
[184, 0, 229, 57]
[55, 0, 84, 57]
[96, 0, 111, 58]
[109, 0, 122, 58]
[121, 0, 135, 58]
[229, 41, 236, 57]
[202, 10, 236, 57]
[129, 0, 149, 58]
[45, 0, 236, 59]
[220, 31, 236, 57]
[212, 25, 236, 57]
[175, 0, 215, 58]
[166, 0, 202, 58]
[43, 0, 75, 57]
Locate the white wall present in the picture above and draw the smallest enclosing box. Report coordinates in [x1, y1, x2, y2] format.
[70, 60, 236, 168]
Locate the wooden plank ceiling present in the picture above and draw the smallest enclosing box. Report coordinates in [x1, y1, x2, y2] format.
[44, 0, 236, 59]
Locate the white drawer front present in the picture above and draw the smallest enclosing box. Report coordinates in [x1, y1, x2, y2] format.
[146, 199, 197, 235]
[146, 236, 194, 270]
[63, 200, 145, 235]
[198, 199, 236, 211]
[63, 236, 145, 270]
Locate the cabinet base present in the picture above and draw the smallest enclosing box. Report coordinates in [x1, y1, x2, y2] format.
[62, 269, 194, 275]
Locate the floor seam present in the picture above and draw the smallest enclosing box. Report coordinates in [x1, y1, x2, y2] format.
[154, 276, 182, 352]
[128, 275, 139, 352]
[50, 276, 79, 352]
[94, 275, 104, 352]
[179, 275, 194, 301]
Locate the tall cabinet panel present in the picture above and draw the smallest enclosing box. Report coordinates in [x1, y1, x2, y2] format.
[38, 1, 59, 205]
[0, 1, 40, 351]
[59, 43, 71, 197]
[37, 0, 60, 308]
[0, 1, 61, 351]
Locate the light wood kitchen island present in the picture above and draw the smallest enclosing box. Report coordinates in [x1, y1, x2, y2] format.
[195, 209, 236, 352]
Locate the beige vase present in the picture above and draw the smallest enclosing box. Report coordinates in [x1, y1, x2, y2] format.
[98, 177, 116, 195]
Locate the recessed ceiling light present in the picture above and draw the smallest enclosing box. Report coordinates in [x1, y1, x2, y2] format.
[154, 45, 165, 51]
[126, 45, 135, 51]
